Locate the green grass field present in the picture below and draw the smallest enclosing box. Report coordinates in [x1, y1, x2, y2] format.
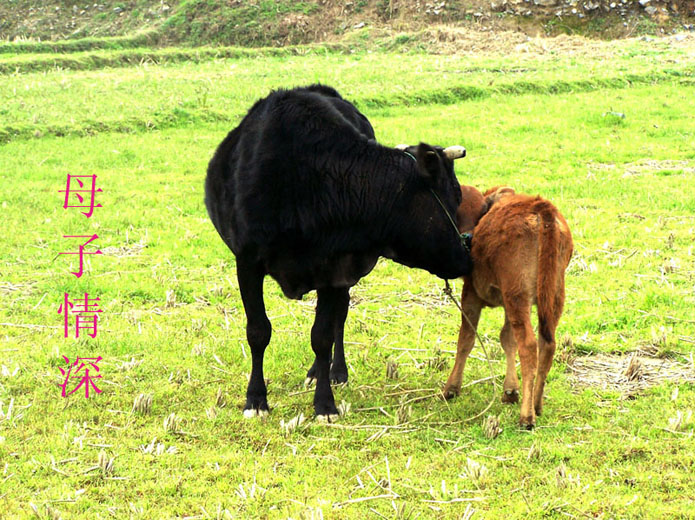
[1, 32, 694, 519]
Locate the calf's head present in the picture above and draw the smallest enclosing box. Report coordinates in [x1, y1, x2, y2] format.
[389, 142, 472, 279]
[482, 186, 515, 204]
[457, 185, 516, 233]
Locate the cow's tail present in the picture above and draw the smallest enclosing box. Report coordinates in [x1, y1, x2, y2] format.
[535, 199, 560, 344]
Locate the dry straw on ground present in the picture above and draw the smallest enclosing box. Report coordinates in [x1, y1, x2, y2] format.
[132, 393, 152, 414]
[568, 348, 695, 396]
[482, 415, 502, 439]
[418, 28, 695, 58]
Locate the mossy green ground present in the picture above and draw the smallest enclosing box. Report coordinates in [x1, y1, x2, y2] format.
[1, 36, 694, 518]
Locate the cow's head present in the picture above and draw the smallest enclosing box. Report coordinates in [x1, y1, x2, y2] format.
[388, 142, 472, 279]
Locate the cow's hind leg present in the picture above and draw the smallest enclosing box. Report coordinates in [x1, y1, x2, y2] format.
[443, 282, 482, 399]
[500, 316, 520, 404]
[311, 287, 344, 420]
[237, 256, 272, 417]
[305, 288, 350, 385]
[328, 288, 350, 384]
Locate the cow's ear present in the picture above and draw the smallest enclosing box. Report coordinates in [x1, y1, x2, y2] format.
[415, 142, 441, 185]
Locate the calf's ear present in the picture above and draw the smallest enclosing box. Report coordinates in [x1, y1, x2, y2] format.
[415, 142, 441, 185]
[484, 186, 515, 207]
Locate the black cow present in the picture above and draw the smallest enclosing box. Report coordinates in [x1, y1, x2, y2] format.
[301, 84, 376, 143]
[295, 85, 375, 387]
[205, 85, 471, 420]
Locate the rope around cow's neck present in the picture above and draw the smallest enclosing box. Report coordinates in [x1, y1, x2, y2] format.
[401, 150, 471, 252]
[443, 275, 500, 423]
[428, 188, 472, 252]
[400, 149, 498, 421]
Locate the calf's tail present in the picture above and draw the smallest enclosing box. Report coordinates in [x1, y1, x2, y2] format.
[535, 200, 560, 343]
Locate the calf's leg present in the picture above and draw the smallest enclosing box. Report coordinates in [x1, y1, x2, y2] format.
[503, 295, 537, 429]
[500, 316, 520, 404]
[311, 287, 346, 419]
[237, 257, 272, 417]
[443, 282, 482, 399]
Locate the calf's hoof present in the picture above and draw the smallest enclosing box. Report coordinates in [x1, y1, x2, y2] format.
[519, 416, 535, 430]
[501, 389, 519, 404]
[441, 383, 460, 400]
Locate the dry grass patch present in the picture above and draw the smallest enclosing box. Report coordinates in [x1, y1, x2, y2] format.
[589, 159, 695, 179]
[412, 28, 695, 58]
[568, 348, 695, 396]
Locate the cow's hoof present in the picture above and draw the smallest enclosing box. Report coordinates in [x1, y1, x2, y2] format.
[329, 361, 348, 384]
[316, 413, 340, 423]
[305, 363, 317, 387]
[243, 394, 269, 418]
[502, 389, 519, 404]
[329, 370, 348, 385]
[314, 399, 339, 419]
[243, 408, 269, 419]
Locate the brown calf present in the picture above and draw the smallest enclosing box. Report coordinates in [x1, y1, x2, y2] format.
[443, 186, 573, 428]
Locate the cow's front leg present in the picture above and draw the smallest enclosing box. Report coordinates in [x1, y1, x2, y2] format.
[311, 287, 343, 420]
[305, 287, 350, 385]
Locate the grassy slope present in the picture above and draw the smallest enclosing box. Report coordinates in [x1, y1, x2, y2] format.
[1, 43, 695, 518]
[1, 34, 694, 142]
[0, 0, 687, 49]
[0, 0, 327, 46]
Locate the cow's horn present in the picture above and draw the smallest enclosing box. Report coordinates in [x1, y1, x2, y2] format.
[395, 144, 409, 151]
[443, 145, 466, 160]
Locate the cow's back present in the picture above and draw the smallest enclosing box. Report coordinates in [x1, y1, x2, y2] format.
[206, 88, 371, 248]
[204, 86, 384, 299]
[301, 85, 375, 140]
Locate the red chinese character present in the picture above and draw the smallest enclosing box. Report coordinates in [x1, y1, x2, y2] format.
[59, 234, 103, 278]
[59, 356, 103, 398]
[59, 174, 103, 218]
[58, 293, 103, 338]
